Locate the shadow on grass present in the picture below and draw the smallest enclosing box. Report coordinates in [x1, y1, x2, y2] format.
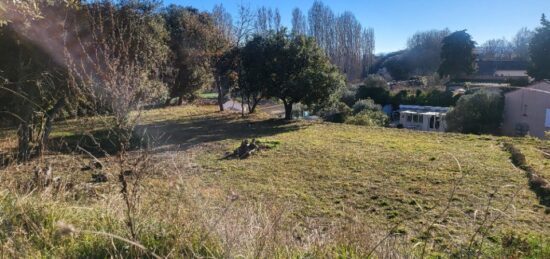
[48, 128, 146, 157]
[136, 115, 305, 153]
[48, 113, 306, 157]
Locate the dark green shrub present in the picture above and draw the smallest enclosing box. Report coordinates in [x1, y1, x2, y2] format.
[446, 89, 504, 134]
[356, 75, 391, 105]
[320, 102, 352, 123]
[507, 77, 530, 87]
[340, 87, 358, 107]
[352, 99, 381, 115]
[345, 110, 389, 127]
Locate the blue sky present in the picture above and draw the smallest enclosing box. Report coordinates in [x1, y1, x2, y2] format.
[163, 0, 550, 54]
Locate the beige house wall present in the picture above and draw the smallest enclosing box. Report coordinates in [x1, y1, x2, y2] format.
[502, 82, 550, 139]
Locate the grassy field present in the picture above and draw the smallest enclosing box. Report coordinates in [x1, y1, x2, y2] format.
[515, 139, 550, 181]
[1, 105, 549, 258]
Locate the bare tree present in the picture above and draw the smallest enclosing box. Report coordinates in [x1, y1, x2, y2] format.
[361, 27, 375, 77]
[65, 0, 169, 150]
[234, 3, 255, 47]
[405, 28, 449, 75]
[308, 1, 375, 81]
[255, 7, 281, 35]
[291, 8, 307, 35]
[273, 8, 282, 32]
[212, 4, 234, 43]
[308, 0, 336, 54]
[480, 38, 514, 60]
[512, 27, 534, 61]
[335, 12, 363, 80]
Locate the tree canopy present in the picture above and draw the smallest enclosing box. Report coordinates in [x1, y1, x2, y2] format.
[241, 30, 345, 119]
[438, 30, 476, 79]
[528, 14, 550, 80]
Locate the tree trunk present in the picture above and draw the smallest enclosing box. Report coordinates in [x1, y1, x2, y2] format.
[217, 82, 224, 111]
[17, 120, 32, 162]
[248, 96, 261, 114]
[240, 93, 245, 117]
[39, 98, 65, 153]
[15, 39, 31, 162]
[249, 100, 258, 114]
[283, 100, 293, 120]
[177, 95, 184, 106]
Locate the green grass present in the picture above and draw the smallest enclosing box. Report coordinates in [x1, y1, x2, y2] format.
[195, 121, 550, 252]
[1, 105, 549, 258]
[198, 92, 218, 100]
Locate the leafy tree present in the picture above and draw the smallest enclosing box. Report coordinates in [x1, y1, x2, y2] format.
[0, 1, 81, 160]
[438, 30, 476, 79]
[446, 90, 504, 134]
[239, 36, 268, 113]
[528, 14, 550, 80]
[242, 30, 345, 119]
[0, 24, 67, 160]
[163, 5, 216, 104]
[214, 47, 239, 111]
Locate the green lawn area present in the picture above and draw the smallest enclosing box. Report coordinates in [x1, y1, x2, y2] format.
[1, 105, 549, 258]
[198, 92, 218, 99]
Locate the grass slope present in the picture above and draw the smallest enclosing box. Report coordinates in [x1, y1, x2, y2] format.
[1, 105, 549, 258]
[195, 115, 550, 253]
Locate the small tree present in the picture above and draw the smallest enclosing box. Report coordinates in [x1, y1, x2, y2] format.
[163, 5, 219, 105]
[446, 90, 504, 134]
[528, 14, 550, 80]
[438, 30, 476, 80]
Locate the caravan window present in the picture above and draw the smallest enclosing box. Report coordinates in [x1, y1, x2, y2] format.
[419, 115, 424, 123]
[413, 114, 419, 123]
[407, 114, 412, 122]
